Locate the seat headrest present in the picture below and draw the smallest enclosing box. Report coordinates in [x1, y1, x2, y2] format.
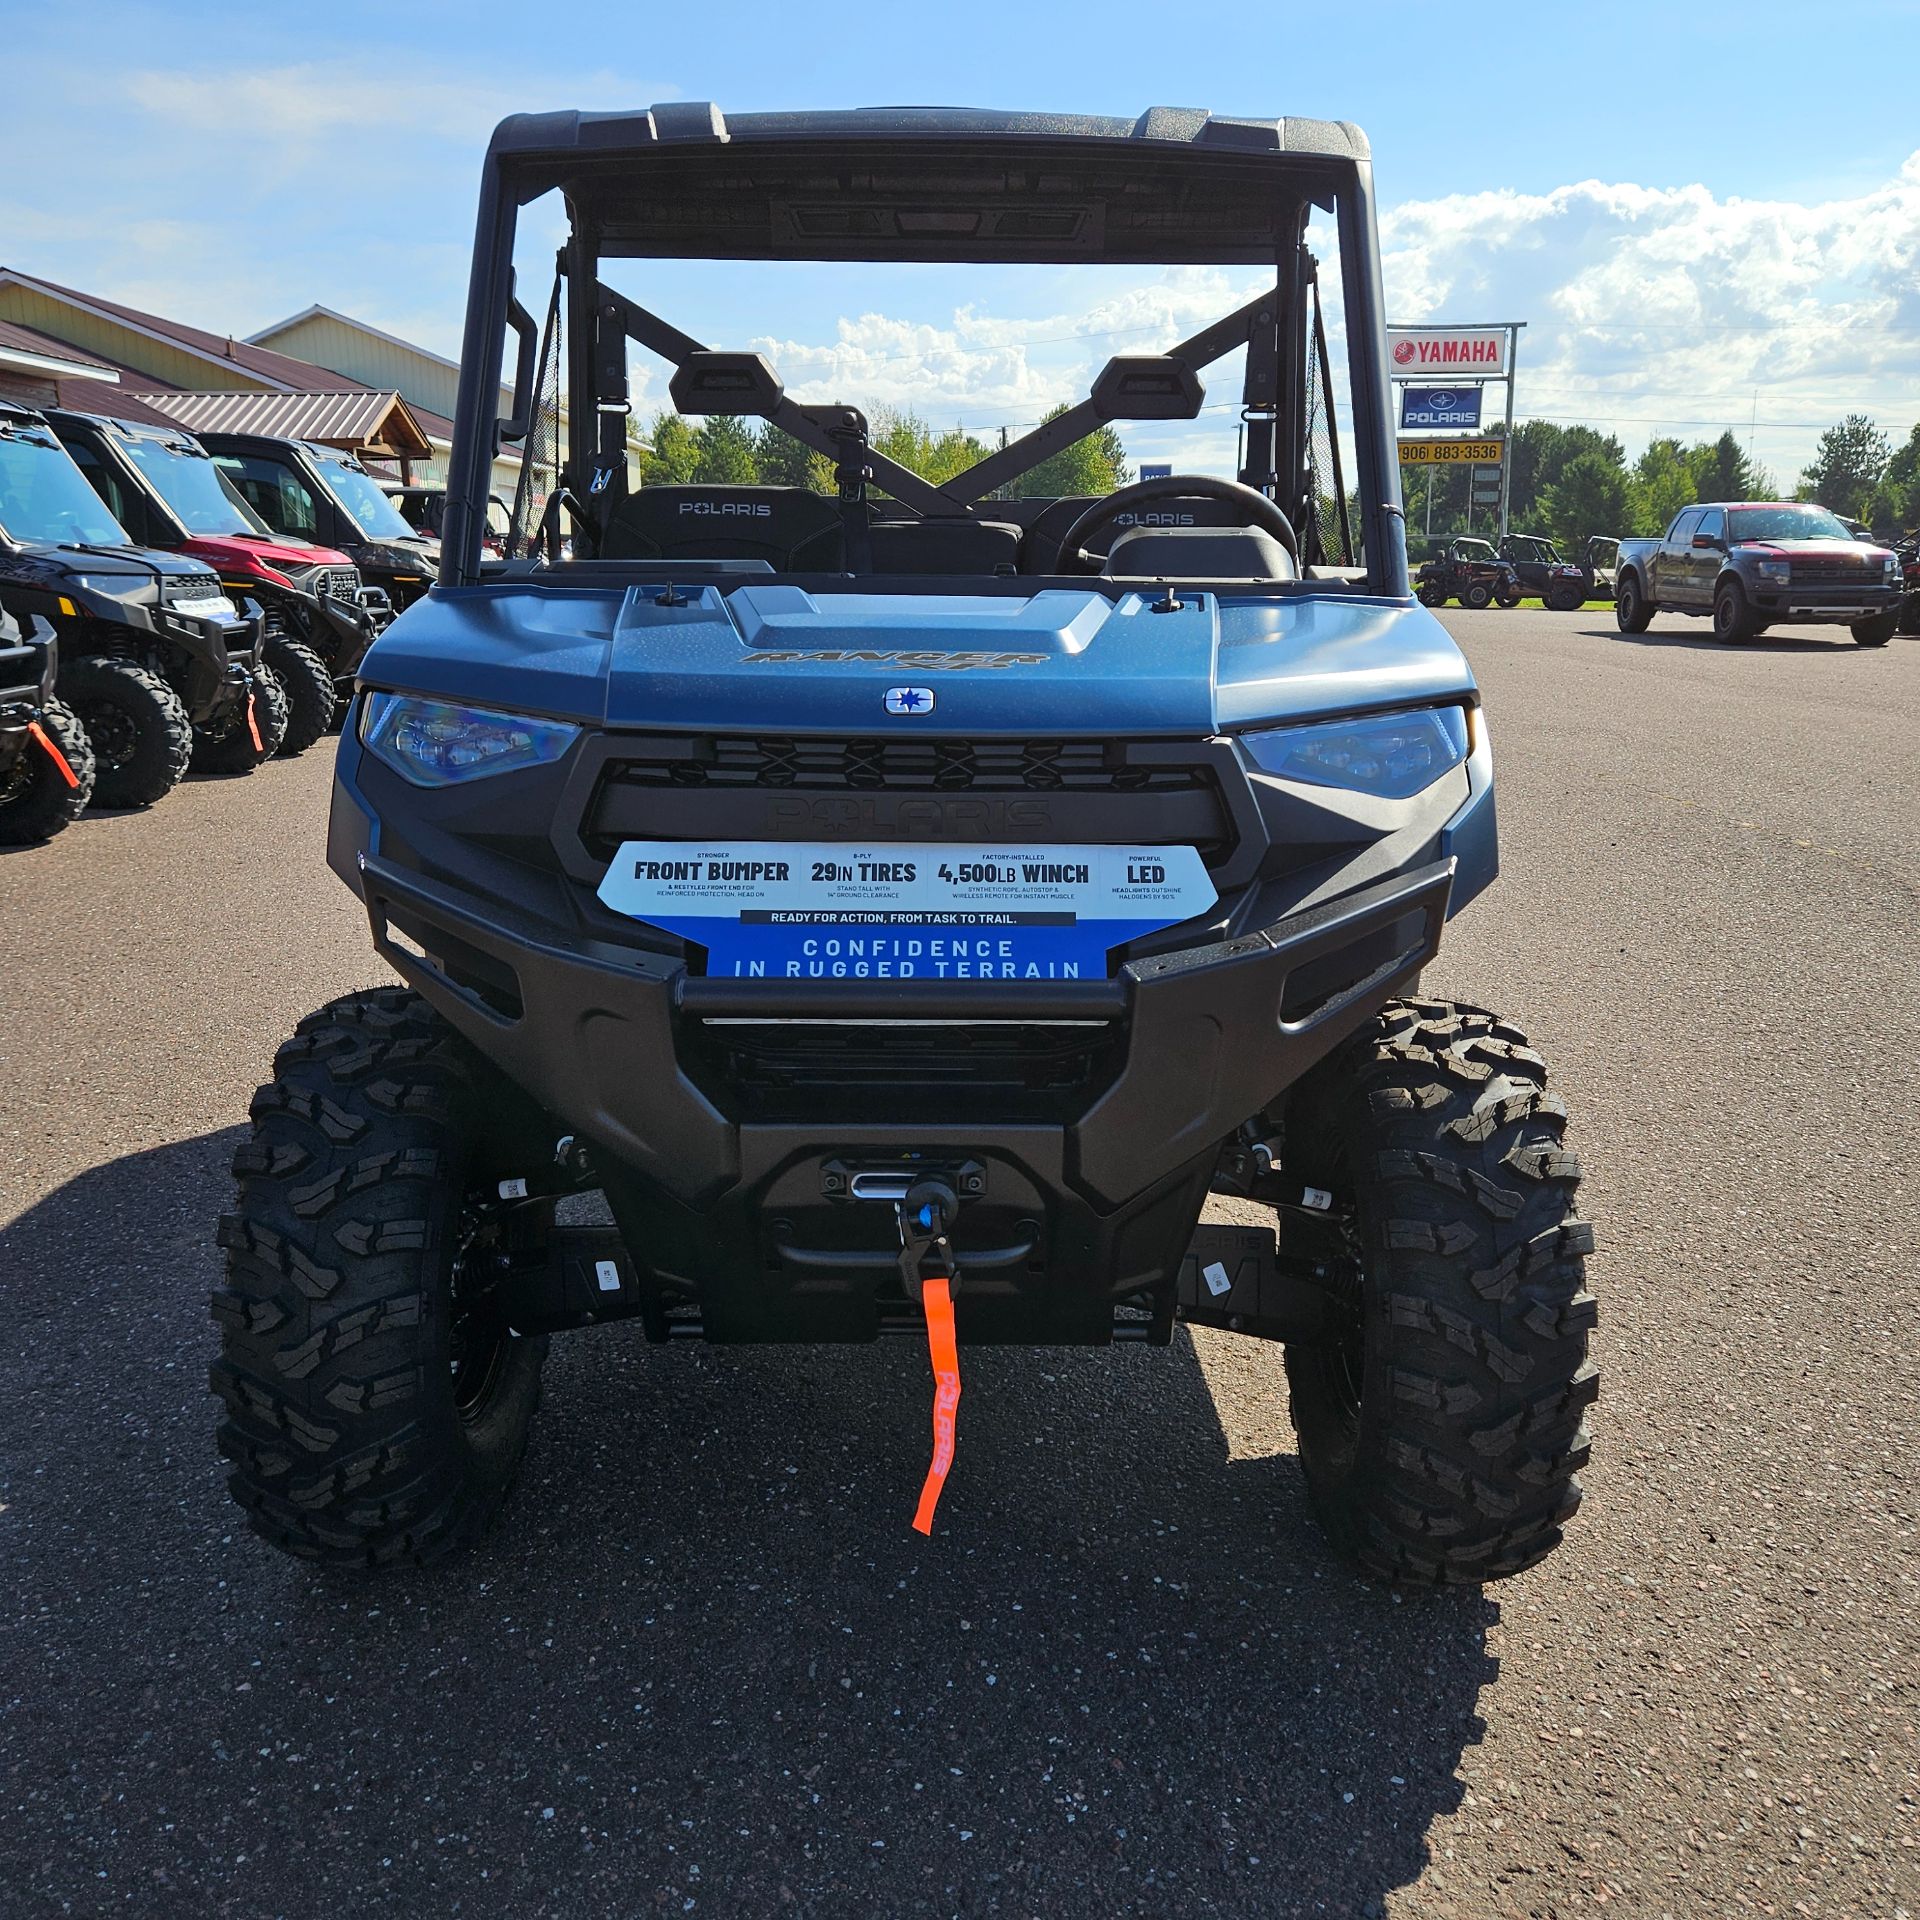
[600, 486, 844, 568]
[1103, 524, 1295, 582]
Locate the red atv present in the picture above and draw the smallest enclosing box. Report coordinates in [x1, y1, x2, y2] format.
[49, 411, 391, 755]
[1414, 536, 1522, 609]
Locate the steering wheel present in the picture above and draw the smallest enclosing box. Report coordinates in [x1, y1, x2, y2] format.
[1054, 474, 1300, 574]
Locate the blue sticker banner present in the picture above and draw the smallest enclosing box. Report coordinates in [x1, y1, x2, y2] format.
[596, 841, 1218, 982]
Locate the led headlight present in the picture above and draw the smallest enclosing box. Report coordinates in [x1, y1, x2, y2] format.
[360, 692, 578, 787]
[1755, 559, 1791, 586]
[1241, 706, 1471, 800]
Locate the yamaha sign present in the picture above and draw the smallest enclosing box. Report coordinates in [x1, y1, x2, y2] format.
[1399, 386, 1484, 432]
[1387, 327, 1509, 378]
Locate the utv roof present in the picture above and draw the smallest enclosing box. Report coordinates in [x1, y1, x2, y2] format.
[487, 102, 1373, 264]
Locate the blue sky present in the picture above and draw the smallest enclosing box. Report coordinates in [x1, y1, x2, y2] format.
[4, 0, 1917, 482]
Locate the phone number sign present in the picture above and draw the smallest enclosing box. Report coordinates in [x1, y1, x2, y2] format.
[1398, 439, 1505, 464]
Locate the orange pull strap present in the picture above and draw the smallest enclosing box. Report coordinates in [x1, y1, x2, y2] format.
[911, 1277, 961, 1535]
[26, 720, 79, 789]
[245, 691, 265, 754]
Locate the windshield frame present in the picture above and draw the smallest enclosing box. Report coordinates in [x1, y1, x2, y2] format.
[438, 118, 1402, 597]
[118, 430, 275, 539]
[0, 421, 134, 549]
[305, 447, 422, 542]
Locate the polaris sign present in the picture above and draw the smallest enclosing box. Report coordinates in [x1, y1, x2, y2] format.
[1399, 386, 1484, 432]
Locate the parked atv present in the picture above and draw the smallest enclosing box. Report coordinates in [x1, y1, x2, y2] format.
[49, 411, 390, 752]
[200, 434, 438, 613]
[0, 604, 93, 843]
[1498, 533, 1589, 611]
[217, 101, 1595, 1588]
[1415, 536, 1522, 609]
[383, 483, 513, 556]
[0, 404, 281, 804]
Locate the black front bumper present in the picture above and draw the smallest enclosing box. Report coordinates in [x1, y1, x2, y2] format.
[1749, 582, 1901, 624]
[348, 836, 1451, 1343]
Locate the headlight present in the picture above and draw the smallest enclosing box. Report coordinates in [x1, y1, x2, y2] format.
[1240, 707, 1471, 800]
[1755, 559, 1791, 585]
[1884, 555, 1899, 578]
[360, 692, 578, 787]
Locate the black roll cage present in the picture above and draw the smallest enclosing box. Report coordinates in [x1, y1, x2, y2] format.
[440, 104, 1408, 596]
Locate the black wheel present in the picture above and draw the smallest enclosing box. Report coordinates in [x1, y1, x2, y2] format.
[0, 700, 95, 844]
[1850, 610, 1898, 648]
[1493, 582, 1522, 609]
[1282, 999, 1597, 1585]
[1712, 579, 1758, 643]
[1462, 581, 1493, 610]
[192, 668, 288, 776]
[58, 655, 192, 807]
[261, 633, 337, 754]
[1614, 574, 1652, 633]
[213, 987, 551, 1568]
[1546, 586, 1582, 612]
[1416, 581, 1447, 608]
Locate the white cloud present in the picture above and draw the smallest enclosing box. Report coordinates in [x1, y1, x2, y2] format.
[1379, 155, 1920, 475]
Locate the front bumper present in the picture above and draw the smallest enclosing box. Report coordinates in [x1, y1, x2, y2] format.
[344, 828, 1450, 1342]
[1749, 582, 1902, 624]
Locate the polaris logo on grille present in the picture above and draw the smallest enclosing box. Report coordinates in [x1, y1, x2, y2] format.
[884, 686, 935, 715]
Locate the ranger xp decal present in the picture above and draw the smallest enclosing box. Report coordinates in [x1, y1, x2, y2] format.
[741, 650, 1048, 670]
[597, 841, 1217, 979]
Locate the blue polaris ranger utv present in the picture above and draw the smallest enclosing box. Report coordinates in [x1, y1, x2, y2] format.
[216, 103, 1595, 1580]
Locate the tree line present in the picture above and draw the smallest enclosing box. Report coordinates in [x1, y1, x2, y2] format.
[628, 397, 1920, 556]
[1405, 415, 1920, 554]
[633, 404, 1129, 499]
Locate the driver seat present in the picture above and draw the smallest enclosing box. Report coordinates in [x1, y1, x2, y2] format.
[1102, 525, 1295, 582]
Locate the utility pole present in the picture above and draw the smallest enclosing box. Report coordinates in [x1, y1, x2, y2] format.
[1496, 321, 1524, 542]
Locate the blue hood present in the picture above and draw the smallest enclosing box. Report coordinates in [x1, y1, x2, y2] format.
[358, 580, 1477, 734]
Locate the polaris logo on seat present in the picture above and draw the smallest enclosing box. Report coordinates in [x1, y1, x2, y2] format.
[678, 500, 773, 516]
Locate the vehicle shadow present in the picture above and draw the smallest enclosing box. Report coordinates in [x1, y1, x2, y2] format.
[1577, 622, 1876, 653]
[2, 1131, 1497, 1919]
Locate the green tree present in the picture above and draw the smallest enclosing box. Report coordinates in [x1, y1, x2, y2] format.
[1633, 437, 1698, 535]
[753, 422, 816, 488]
[1008, 405, 1130, 500]
[1798, 413, 1891, 518]
[690, 414, 760, 484]
[638, 411, 699, 485]
[1686, 430, 1764, 505]
[1505, 421, 1626, 529]
[1865, 422, 1920, 538]
[1541, 449, 1634, 552]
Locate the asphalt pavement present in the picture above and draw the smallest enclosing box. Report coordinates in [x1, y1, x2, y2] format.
[2, 609, 1915, 1918]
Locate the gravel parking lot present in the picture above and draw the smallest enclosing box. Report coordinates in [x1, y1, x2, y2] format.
[2, 608, 1915, 1918]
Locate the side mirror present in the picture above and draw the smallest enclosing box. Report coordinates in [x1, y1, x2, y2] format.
[1691, 532, 1720, 550]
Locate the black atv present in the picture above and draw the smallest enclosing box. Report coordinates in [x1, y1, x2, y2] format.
[0, 404, 284, 804]
[49, 410, 392, 752]
[200, 433, 436, 614]
[0, 604, 93, 844]
[1415, 536, 1522, 609]
[1498, 533, 1590, 611]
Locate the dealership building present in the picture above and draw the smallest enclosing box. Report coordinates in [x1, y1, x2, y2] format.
[0, 269, 525, 501]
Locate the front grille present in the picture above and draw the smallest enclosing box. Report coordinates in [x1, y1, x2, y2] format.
[1786, 559, 1880, 585]
[163, 572, 223, 603]
[319, 567, 361, 600]
[684, 1017, 1124, 1123]
[607, 736, 1209, 793]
